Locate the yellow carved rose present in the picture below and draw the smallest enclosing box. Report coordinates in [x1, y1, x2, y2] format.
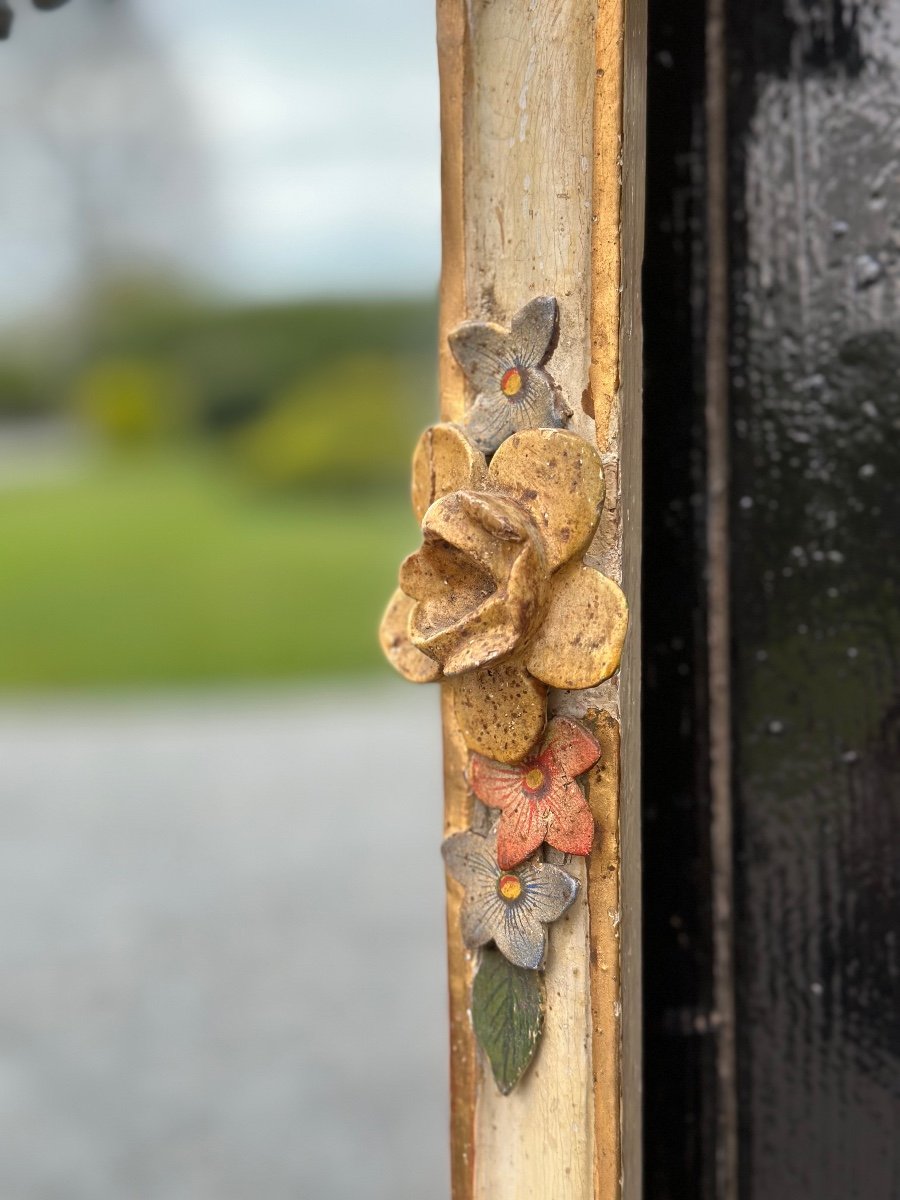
[380, 424, 628, 762]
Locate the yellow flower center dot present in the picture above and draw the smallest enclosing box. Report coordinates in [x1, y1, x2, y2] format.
[500, 366, 523, 398]
[524, 767, 544, 791]
[498, 874, 522, 901]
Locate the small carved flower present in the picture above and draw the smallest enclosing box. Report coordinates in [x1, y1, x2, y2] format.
[380, 423, 628, 763]
[441, 823, 579, 970]
[449, 296, 569, 453]
[469, 717, 601, 869]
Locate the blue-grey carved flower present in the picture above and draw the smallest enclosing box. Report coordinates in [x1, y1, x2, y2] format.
[449, 296, 569, 453]
[441, 823, 579, 970]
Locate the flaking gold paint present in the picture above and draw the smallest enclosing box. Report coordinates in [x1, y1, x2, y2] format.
[436, 0, 643, 1195]
[585, 710, 623, 1199]
[442, 688, 478, 1200]
[438, 2, 478, 1196]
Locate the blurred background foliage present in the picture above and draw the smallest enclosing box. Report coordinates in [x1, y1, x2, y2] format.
[0, 0, 441, 692]
[0, 8, 449, 1199]
[0, 284, 435, 688]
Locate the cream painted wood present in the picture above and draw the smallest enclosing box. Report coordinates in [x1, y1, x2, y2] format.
[460, 6, 597, 1196]
[438, 0, 645, 1196]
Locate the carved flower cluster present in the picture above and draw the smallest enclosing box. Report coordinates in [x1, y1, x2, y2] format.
[442, 718, 600, 970]
[380, 422, 628, 762]
[386, 298, 626, 1092]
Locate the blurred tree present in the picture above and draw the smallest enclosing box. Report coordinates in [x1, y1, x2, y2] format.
[72, 355, 194, 447]
[0, 362, 44, 417]
[0, 0, 72, 40]
[233, 355, 422, 492]
[0, 0, 209, 323]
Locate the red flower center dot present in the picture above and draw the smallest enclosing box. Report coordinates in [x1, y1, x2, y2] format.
[498, 874, 523, 901]
[500, 366, 524, 398]
[524, 767, 544, 791]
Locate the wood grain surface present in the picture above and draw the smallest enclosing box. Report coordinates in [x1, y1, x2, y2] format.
[436, 1, 645, 1196]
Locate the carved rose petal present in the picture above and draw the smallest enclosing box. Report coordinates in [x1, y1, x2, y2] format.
[526, 561, 629, 689]
[488, 429, 605, 572]
[378, 589, 442, 683]
[401, 492, 548, 676]
[451, 658, 547, 763]
[411, 424, 487, 523]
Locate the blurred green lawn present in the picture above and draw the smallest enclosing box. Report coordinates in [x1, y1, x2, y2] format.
[0, 450, 417, 689]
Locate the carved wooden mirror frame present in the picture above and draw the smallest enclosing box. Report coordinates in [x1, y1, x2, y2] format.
[381, 2, 645, 1196]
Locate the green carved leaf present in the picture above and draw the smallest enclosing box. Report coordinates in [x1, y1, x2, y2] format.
[471, 947, 545, 1095]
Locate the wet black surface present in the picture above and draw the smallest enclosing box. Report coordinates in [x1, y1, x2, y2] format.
[727, 3, 900, 1195]
[644, 2, 900, 1196]
[643, 0, 718, 1195]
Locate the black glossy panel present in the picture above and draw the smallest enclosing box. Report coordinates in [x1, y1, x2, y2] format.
[726, 3, 900, 1195]
[643, 1, 717, 1195]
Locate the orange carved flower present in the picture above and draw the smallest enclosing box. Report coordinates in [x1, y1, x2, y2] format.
[468, 716, 601, 869]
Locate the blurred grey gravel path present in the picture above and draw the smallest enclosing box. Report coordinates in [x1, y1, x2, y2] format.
[0, 682, 448, 1200]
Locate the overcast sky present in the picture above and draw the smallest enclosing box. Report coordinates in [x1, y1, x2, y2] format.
[0, 0, 441, 321]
